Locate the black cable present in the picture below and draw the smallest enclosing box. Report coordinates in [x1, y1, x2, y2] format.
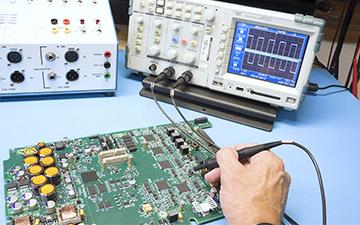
[282, 141, 327, 225]
[284, 213, 299, 225]
[149, 82, 210, 151]
[170, 89, 221, 151]
[308, 82, 348, 92]
[329, 0, 357, 78]
[326, 2, 348, 69]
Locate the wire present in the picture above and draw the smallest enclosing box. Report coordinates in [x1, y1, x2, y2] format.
[169, 89, 221, 151]
[281, 141, 327, 225]
[327, 2, 348, 69]
[329, 0, 357, 78]
[150, 82, 211, 151]
[284, 213, 299, 225]
[317, 84, 348, 90]
[307, 82, 348, 92]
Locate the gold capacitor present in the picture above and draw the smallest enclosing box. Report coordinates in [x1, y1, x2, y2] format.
[39, 183, 57, 203]
[24, 156, 39, 169]
[37, 141, 46, 149]
[40, 156, 55, 168]
[31, 174, 47, 194]
[44, 167, 61, 185]
[27, 164, 44, 177]
[39, 147, 53, 158]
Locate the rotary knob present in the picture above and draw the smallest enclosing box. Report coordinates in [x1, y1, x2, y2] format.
[167, 49, 178, 60]
[183, 52, 196, 64]
[204, 10, 216, 22]
[149, 46, 161, 56]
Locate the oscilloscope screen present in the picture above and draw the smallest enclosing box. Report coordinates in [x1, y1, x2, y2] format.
[227, 22, 309, 87]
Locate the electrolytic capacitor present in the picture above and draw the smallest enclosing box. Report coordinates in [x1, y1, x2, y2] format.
[39, 183, 57, 203]
[22, 192, 33, 201]
[31, 175, 47, 194]
[27, 164, 44, 177]
[44, 166, 61, 185]
[45, 200, 56, 214]
[68, 189, 76, 199]
[27, 198, 38, 210]
[11, 201, 23, 214]
[7, 195, 18, 207]
[39, 147, 54, 158]
[23, 156, 39, 169]
[40, 156, 55, 168]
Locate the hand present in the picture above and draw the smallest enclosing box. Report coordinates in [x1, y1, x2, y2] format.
[205, 145, 291, 225]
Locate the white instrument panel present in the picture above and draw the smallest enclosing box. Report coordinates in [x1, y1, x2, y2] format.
[126, 0, 325, 110]
[0, 0, 118, 97]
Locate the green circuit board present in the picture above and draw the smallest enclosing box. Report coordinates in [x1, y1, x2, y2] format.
[4, 118, 223, 225]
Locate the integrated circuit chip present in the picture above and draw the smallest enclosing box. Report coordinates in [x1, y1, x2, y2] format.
[81, 171, 98, 183]
[97, 183, 107, 193]
[159, 161, 172, 169]
[6, 181, 17, 191]
[144, 134, 155, 142]
[87, 185, 97, 196]
[177, 182, 190, 193]
[156, 180, 169, 190]
[151, 147, 163, 155]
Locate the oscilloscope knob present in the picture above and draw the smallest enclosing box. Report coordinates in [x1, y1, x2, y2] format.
[149, 46, 161, 56]
[204, 10, 216, 22]
[166, 49, 178, 60]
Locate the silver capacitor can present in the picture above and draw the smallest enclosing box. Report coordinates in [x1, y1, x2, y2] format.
[45, 200, 56, 214]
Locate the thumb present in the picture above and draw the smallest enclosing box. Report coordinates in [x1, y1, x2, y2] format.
[216, 147, 244, 174]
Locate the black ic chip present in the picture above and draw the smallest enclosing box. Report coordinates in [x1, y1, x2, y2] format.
[152, 147, 163, 155]
[18, 179, 29, 188]
[6, 181, 18, 191]
[98, 202, 105, 209]
[81, 171, 98, 183]
[87, 185, 97, 196]
[177, 182, 190, 193]
[144, 134, 155, 142]
[97, 183, 107, 193]
[159, 161, 172, 169]
[156, 180, 169, 190]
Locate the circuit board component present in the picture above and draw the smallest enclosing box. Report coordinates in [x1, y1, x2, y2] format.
[4, 119, 223, 224]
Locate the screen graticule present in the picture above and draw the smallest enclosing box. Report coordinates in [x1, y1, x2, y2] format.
[228, 22, 309, 87]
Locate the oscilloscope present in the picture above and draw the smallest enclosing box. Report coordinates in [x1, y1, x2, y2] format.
[126, 0, 325, 110]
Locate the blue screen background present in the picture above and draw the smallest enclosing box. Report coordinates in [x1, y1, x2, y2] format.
[227, 22, 309, 87]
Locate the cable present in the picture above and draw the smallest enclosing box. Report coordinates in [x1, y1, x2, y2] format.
[307, 82, 348, 92]
[329, 0, 357, 78]
[170, 90, 221, 150]
[281, 141, 327, 225]
[150, 82, 210, 151]
[194, 141, 327, 225]
[169, 71, 221, 151]
[326, 2, 348, 69]
[284, 213, 299, 225]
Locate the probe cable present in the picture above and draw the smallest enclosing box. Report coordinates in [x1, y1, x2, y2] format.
[150, 81, 210, 151]
[150, 74, 325, 225]
[169, 88, 221, 151]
